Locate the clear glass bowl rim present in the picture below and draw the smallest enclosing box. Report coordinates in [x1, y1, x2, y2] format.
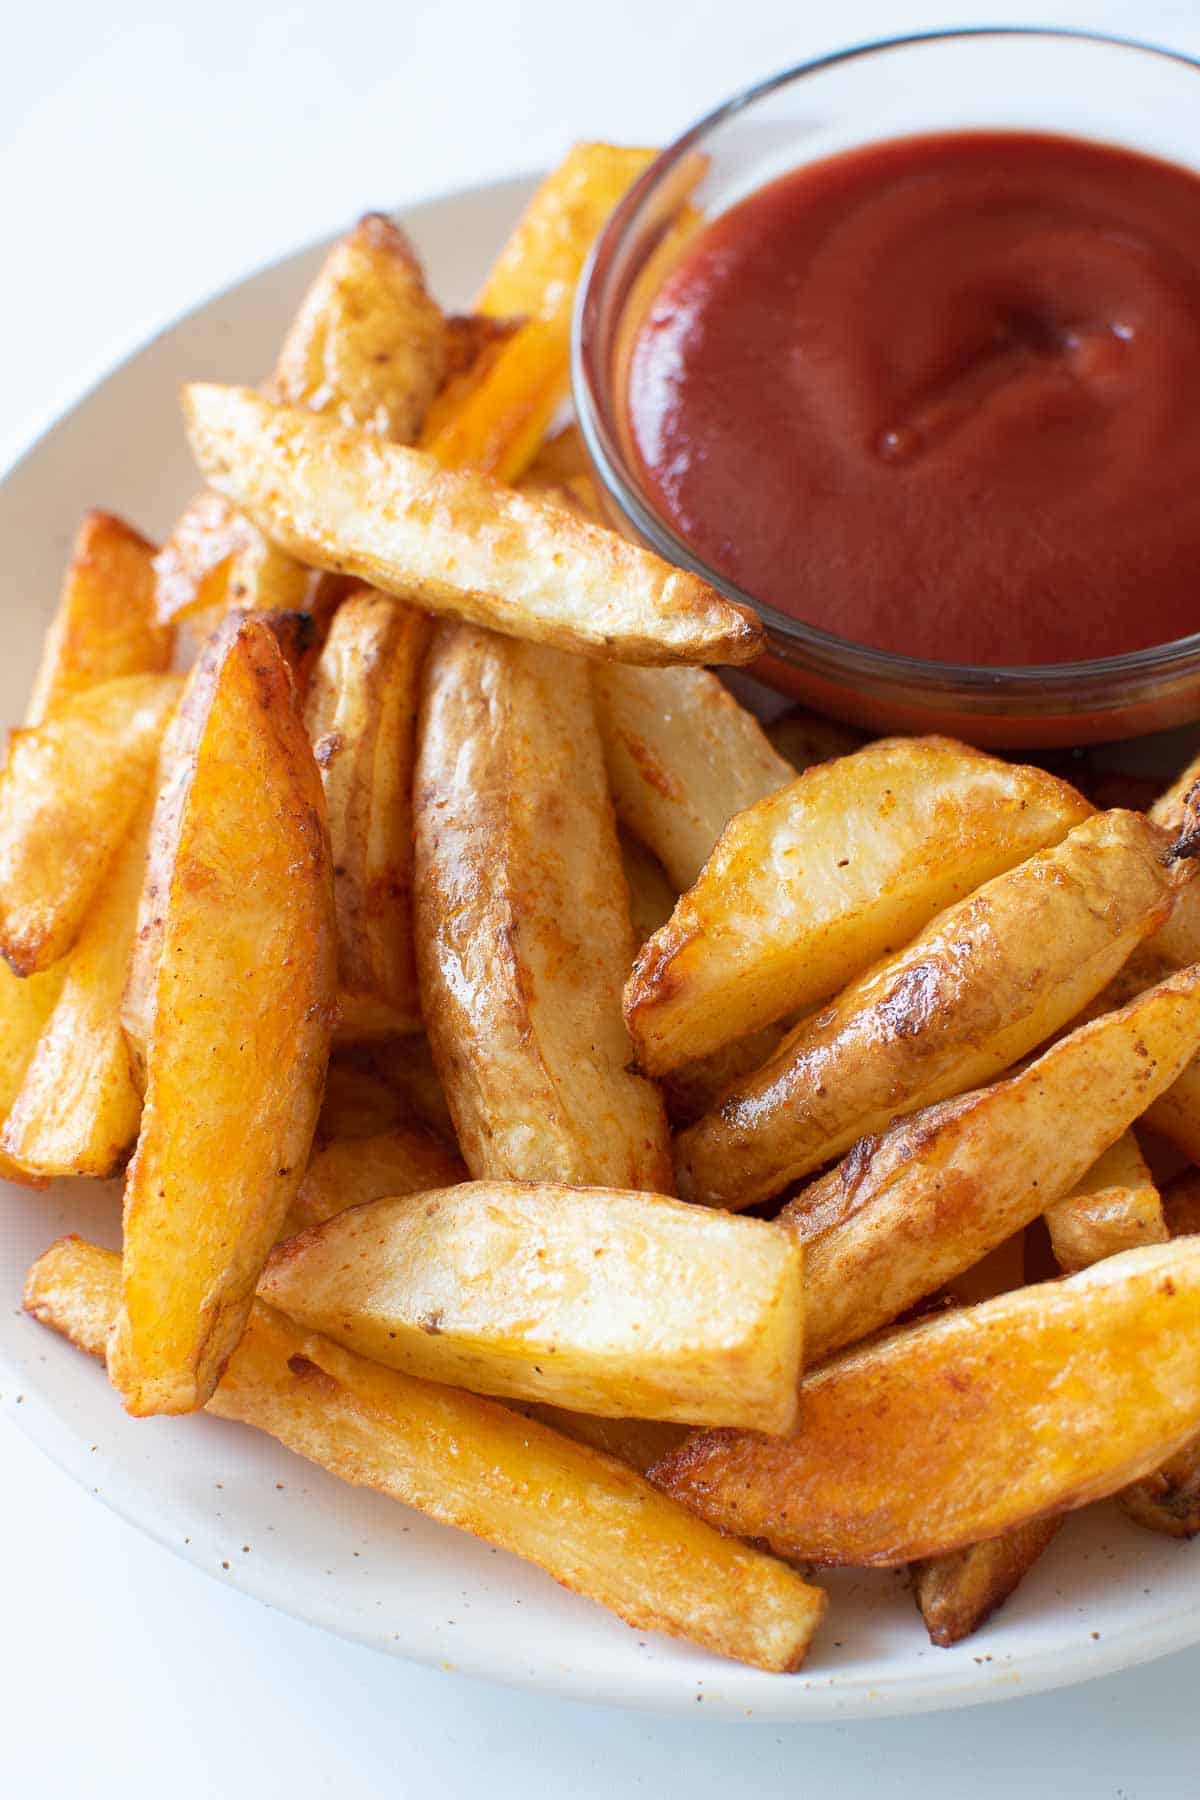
[572, 24, 1200, 703]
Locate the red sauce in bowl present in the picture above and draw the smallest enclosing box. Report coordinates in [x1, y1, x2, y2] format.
[627, 131, 1200, 667]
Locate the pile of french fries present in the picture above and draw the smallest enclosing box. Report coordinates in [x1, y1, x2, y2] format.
[8, 142, 1200, 1676]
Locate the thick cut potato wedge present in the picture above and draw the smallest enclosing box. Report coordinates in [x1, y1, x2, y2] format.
[281, 1126, 466, 1237]
[765, 707, 867, 773]
[418, 314, 524, 446]
[782, 966, 1200, 1364]
[663, 1026, 789, 1129]
[0, 959, 67, 1186]
[2, 801, 150, 1178]
[1070, 948, 1200, 1165]
[1151, 872, 1200, 970]
[1121, 1436, 1200, 1538]
[625, 738, 1092, 1075]
[29, 1238, 825, 1673]
[1046, 1132, 1167, 1274]
[592, 665, 792, 890]
[153, 489, 319, 627]
[677, 811, 1173, 1208]
[1150, 753, 1200, 839]
[183, 386, 762, 667]
[267, 213, 447, 442]
[475, 143, 657, 319]
[619, 831, 676, 947]
[108, 618, 336, 1416]
[0, 672, 181, 976]
[912, 1520, 1064, 1648]
[305, 589, 429, 1035]
[415, 624, 671, 1190]
[26, 512, 173, 726]
[652, 1240, 1200, 1566]
[261, 1181, 804, 1430]
[423, 316, 572, 486]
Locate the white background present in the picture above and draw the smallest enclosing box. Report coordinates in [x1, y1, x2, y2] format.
[5, 1, 1200, 1792]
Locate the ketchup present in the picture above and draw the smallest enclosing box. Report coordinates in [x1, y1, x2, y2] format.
[628, 131, 1200, 667]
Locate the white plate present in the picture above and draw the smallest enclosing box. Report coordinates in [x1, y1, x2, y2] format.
[3, 174, 1199, 1723]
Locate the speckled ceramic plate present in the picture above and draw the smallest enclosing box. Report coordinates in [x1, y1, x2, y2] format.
[2, 175, 1199, 1721]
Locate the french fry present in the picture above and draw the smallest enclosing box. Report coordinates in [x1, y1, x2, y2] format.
[0, 959, 67, 1186]
[0, 672, 181, 976]
[419, 313, 524, 446]
[304, 589, 430, 1036]
[912, 1521, 1064, 1648]
[108, 618, 336, 1416]
[267, 213, 447, 442]
[153, 489, 319, 627]
[28, 1237, 826, 1673]
[781, 966, 1200, 1364]
[422, 316, 572, 485]
[261, 1180, 804, 1429]
[182, 385, 762, 667]
[592, 665, 792, 889]
[619, 831, 676, 947]
[624, 738, 1092, 1076]
[652, 1239, 1200, 1566]
[1045, 1132, 1167, 1274]
[280, 1126, 466, 1237]
[1118, 1177, 1200, 1538]
[26, 513, 173, 726]
[1150, 753, 1200, 839]
[415, 624, 672, 1190]
[475, 144, 657, 319]
[677, 811, 1175, 1208]
[765, 707, 867, 773]
[2, 800, 150, 1178]
[1149, 870, 1200, 971]
[662, 1026, 789, 1129]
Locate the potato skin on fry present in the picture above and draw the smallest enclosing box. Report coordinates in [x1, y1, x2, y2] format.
[592, 665, 792, 891]
[784, 965, 1200, 1363]
[260, 1180, 804, 1430]
[280, 1126, 466, 1238]
[183, 385, 762, 667]
[625, 738, 1092, 1076]
[0, 672, 182, 976]
[26, 512, 173, 726]
[652, 1240, 1200, 1566]
[1046, 1131, 1167, 1274]
[912, 1519, 1063, 1648]
[108, 618, 336, 1417]
[415, 623, 672, 1191]
[676, 811, 1174, 1208]
[267, 213, 447, 444]
[0, 958, 66, 1187]
[29, 1237, 826, 1674]
[304, 588, 430, 1035]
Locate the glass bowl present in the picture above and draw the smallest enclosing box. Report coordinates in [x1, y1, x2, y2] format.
[573, 27, 1200, 748]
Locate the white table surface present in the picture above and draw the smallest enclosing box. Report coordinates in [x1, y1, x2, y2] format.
[5, 1, 1200, 1791]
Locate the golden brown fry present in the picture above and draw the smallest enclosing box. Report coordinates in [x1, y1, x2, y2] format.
[281, 1126, 466, 1237]
[26, 512, 173, 726]
[662, 1026, 789, 1129]
[153, 489, 319, 628]
[415, 623, 671, 1190]
[619, 831, 676, 947]
[1120, 1437, 1200, 1538]
[782, 966, 1200, 1364]
[652, 1240, 1200, 1566]
[912, 1520, 1064, 1648]
[108, 619, 335, 1416]
[625, 738, 1092, 1076]
[1046, 1132, 1167, 1274]
[183, 385, 762, 667]
[0, 959, 67, 1187]
[2, 800, 150, 1178]
[304, 588, 430, 1035]
[475, 144, 657, 320]
[423, 316, 571, 485]
[28, 1237, 826, 1673]
[418, 315, 524, 448]
[1149, 870, 1200, 971]
[1150, 753, 1200, 839]
[0, 672, 181, 976]
[677, 811, 1174, 1208]
[765, 707, 867, 773]
[268, 213, 447, 442]
[592, 666, 792, 890]
[261, 1181, 804, 1429]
